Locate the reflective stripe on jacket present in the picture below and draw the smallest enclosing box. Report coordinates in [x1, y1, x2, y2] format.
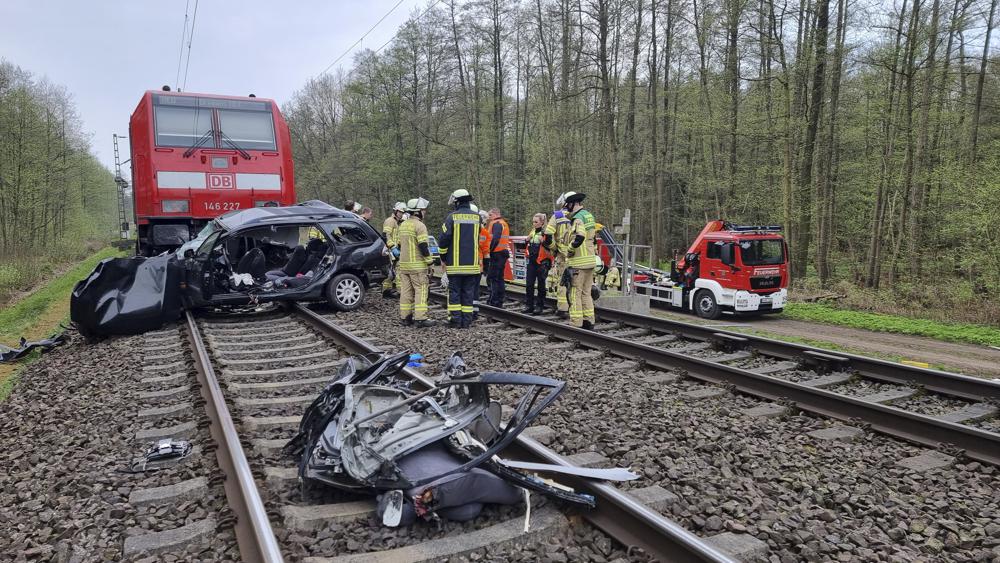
[545, 212, 572, 258]
[487, 218, 510, 253]
[382, 216, 400, 248]
[398, 217, 432, 272]
[439, 206, 481, 275]
[567, 209, 597, 269]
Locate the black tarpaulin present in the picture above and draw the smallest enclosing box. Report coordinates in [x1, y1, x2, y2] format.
[70, 255, 183, 337]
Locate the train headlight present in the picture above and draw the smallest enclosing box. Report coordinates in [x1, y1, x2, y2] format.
[162, 200, 190, 213]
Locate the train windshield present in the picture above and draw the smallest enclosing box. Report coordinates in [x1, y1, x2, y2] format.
[154, 106, 213, 147]
[738, 239, 785, 266]
[218, 110, 275, 151]
[152, 94, 276, 151]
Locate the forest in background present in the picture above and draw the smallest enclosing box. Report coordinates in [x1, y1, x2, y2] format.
[0, 61, 118, 304]
[283, 0, 999, 322]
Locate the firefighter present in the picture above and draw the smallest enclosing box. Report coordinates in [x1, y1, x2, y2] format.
[439, 189, 481, 328]
[544, 194, 573, 318]
[381, 202, 406, 298]
[485, 208, 510, 307]
[563, 192, 597, 330]
[524, 213, 552, 315]
[397, 197, 435, 328]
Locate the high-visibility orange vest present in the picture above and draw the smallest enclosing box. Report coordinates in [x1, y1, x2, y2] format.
[487, 218, 510, 253]
[478, 226, 490, 266]
[526, 228, 552, 265]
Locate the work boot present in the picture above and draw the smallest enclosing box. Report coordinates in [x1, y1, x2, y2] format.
[383, 288, 399, 299]
[533, 305, 545, 316]
[556, 310, 568, 319]
[414, 319, 436, 328]
[582, 320, 595, 331]
[400, 315, 413, 326]
[521, 305, 534, 314]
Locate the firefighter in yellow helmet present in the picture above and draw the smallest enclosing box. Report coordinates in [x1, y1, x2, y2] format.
[397, 197, 435, 327]
[563, 192, 597, 329]
[545, 193, 573, 318]
[382, 202, 406, 298]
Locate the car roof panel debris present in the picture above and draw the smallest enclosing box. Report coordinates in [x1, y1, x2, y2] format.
[284, 351, 638, 528]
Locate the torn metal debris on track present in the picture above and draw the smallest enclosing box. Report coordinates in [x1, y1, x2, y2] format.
[0, 331, 68, 363]
[284, 350, 639, 528]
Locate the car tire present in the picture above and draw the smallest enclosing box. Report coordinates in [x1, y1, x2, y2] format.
[694, 290, 721, 320]
[326, 273, 365, 311]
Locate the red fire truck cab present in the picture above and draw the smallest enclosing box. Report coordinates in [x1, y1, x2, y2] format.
[129, 89, 296, 255]
[636, 221, 789, 319]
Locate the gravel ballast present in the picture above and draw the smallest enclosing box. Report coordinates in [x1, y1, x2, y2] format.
[0, 328, 238, 561]
[319, 295, 1000, 562]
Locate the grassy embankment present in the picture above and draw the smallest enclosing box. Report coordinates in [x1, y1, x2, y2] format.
[781, 302, 1000, 348]
[0, 246, 122, 401]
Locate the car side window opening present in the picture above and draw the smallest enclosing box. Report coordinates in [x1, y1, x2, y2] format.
[196, 231, 223, 261]
[321, 222, 371, 245]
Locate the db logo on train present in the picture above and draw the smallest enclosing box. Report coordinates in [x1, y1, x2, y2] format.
[207, 173, 236, 189]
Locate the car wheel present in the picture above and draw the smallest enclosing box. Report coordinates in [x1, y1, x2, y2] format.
[326, 273, 365, 311]
[694, 290, 721, 320]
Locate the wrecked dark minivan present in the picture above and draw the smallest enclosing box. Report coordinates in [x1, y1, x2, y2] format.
[71, 201, 390, 337]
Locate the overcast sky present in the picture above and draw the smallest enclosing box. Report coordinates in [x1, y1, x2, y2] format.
[1, 0, 422, 172]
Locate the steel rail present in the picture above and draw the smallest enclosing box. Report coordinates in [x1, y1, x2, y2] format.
[184, 311, 285, 563]
[500, 288, 1000, 402]
[291, 303, 735, 563]
[426, 292, 1000, 466]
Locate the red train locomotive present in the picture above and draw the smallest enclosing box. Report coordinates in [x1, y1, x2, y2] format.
[129, 88, 296, 255]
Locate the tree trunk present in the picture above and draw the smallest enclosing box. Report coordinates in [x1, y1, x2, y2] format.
[793, 0, 830, 280]
[969, 0, 997, 162]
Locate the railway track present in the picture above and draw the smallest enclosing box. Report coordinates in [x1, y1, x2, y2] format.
[437, 288, 1000, 466]
[138, 305, 738, 562]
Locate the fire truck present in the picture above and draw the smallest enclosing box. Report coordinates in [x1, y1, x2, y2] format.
[129, 88, 296, 255]
[632, 221, 788, 319]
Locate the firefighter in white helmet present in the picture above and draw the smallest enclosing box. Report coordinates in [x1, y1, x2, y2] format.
[563, 192, 597, 330]
[545, 193, 574, 318]
[397, 197, 434, 327]
[438, 189, 481, 328]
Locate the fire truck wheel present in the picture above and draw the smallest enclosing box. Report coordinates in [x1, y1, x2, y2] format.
[326, 273, 365, 311]
[694, 290, 721, 320]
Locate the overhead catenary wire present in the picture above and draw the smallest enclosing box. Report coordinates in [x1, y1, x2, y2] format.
[370, 0, 443, 55]
[317, 0, 409, 77]
[181, 0, 201, 91]
[174, 0, 191, 91]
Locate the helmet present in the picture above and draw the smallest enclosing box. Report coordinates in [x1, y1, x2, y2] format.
[406, 197, 430, 212]
[591, 284, 601, 301]
[448, 188, 473, 206]
[393, 201, 406, 213]
[594, 255, 609, 275]
[479, 210, 489, 223]
[555, 192, 567, 207]
[564, 192, 586, 205]
[469, 203, 479, 213]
